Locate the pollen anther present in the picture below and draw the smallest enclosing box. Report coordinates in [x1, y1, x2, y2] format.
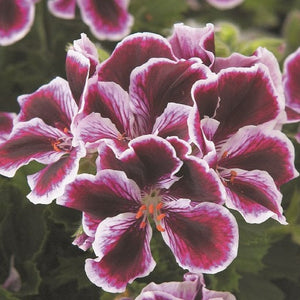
[156, 224, 165, 232]
[156, 213, 166, 221]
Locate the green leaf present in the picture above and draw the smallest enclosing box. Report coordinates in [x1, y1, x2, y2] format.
[0, 287, 20, 300]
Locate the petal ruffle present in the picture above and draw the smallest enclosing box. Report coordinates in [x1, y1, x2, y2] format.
[27, 143, 86, 204]
[57, 169, 141, 219]
[85, 213, 155, 293]
[0, 0, 35, 46]
[161, 200, 238, 273]
[97, 32, 176, 91]
[47, 0, 76, 19]
[97, 135, 182, 190]
[17, 77, 78, 132]
[77, 0, 133, 41]
[222, 168, 286, 224]
[0, 118, 67, 177]
[168, 23, 215, 66]
[218, 126, 299, 186]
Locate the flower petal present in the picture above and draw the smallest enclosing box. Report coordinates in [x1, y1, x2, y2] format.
[206, 0, 244, 9]
[222, 168, 286, 224]
[168, 23, 215, 65]
[17, 77, 78, 131]
[0, 118, 67, 177]
[85, 213, 155, 293]
[152, 103, 191, 141]
[0, 0, 35, 46]
[57, 169, 141, 219]
[97, 32, 176, 91]
[130, 58, 209, 135]
[27, 143, 86, 204]
[0, 112, 16, 143]
[161, 200, 238, 273]
[283, 47, 300, 122]
[214, 65, 281, 141]
[97, 135, 182, 190]
[47, 0, 76, 19]
[77, 0, 133, 41]
[65, 49, 90, 107]
[218, 126, 299, 186]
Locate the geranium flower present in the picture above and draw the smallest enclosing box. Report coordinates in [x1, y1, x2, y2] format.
[58, 135, 238, 292]
[47, 0, 133, 41]
[134, 272, 236, 300]
[283, 47, 300, 128]
[189, 64, 299, 223]
[0, 0, 37, 46]
[0, 77, 86, 204]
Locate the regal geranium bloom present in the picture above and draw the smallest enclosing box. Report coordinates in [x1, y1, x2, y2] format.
[0, 112, 16, 143]
[189, 65, 299, 223]
[58, 135, 238, 292]
[48, 0, 133, 41]
[135, 272, 236, 300]
[76, 55, 211, 154]
[0, 0, 37, 46]
[0, 77, 86, 204]
[206, 0, 243, 10]
[283, 47, 300, 123]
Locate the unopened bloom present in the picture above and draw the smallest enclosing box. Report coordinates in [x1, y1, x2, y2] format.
[47, 0, 133, 40]
[135, 272, 236, 300]
[58, 135, 238, 292]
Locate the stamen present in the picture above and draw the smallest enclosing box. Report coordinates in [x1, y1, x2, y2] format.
[135, 210, 144, 219]
[63, 127, 69, 134]
[140, 221, 147, 229]
[117, 132, 127, 141]
[52, 141, 62, 152]
[230, 170, 237, 183]
[148, 204, 154, 214]
[221, 151, 228, 159]
[156, 202, 163, 210]
[156, 224, 165, 232]
[156, 213, 166, 221]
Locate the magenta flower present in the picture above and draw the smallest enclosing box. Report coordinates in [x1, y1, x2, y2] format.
[58, 135, 238, 292]
[189, 64, 298, 223]
[0, 77, 86, 204]
[47, 0, 133, 41]
[0, 0, 37, 46]
[283, 47, 300, 126]
[135, 272, 236, 300]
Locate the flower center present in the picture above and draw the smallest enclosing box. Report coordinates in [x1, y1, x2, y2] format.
[51, 128, 73, 152]
[135, 190, 166, 232]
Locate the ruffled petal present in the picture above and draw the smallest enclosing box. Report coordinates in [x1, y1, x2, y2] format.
[57, 169, 141, 219]
[136, 291, 181, 300]
[85, 213, 155, 293]
[0, 118, 67, 177]
[0, 112, 16, 143]
[161, 200, 238, 273]
[213, 65, 281, 141]
[218, 126, 299, 186]
[81, 78, 133, 137]
[168, 23, 215, 65]
[47, 0, 76, 19]
[283, 47, 300, 122]
[97, 32, 176, 91]
[27, 142, 86, 204]
[152, 103, 191, 141]
[17, 77, 78, 132]
[77, 0, 133, 41]
[222, 168, 286, 224]
[206, 0, 244, 9]
[97, 135, 182, 190]
[0, 0, 35, 46]
[130, 58, 209, 135]
[65, 49, 90, 107]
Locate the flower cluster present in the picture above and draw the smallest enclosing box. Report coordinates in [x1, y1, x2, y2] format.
[0, 23, 298, 294]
